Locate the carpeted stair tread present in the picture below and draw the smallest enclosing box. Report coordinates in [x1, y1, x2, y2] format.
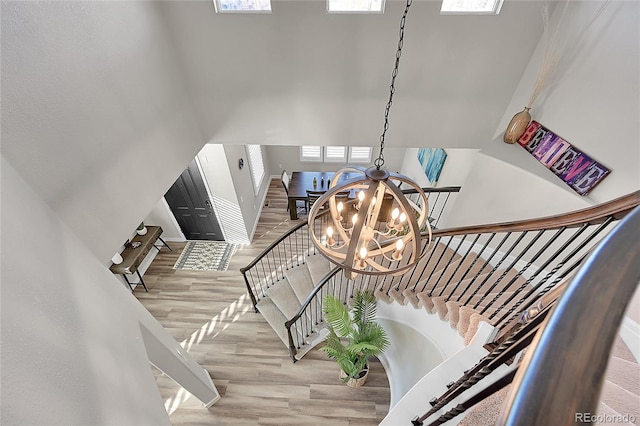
[389, 286, 408, 305]
[284, 264, 315, 305]
[612, 336, 637, 363]
[402, 288, 420, 308]
[604, 356, 640, 395]
[266, 280, 302, 319]
[459, 268, 528, 307]
[375, 287, 392, 304]
[458, 385, 511, 426]
[306, 254, 332, 284]
[449, 266, 526, 306]
[600, 380, 640, 421]
[256, 297, 289, 345]
[432, 296, 449, 320]
[424, 254, 494, 298]
[431, 273, 494, 305]
[398, 241, 462, 295]
[597, 402, 636, 426]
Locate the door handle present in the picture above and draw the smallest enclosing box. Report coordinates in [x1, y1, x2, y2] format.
[205, 199, 213, 213]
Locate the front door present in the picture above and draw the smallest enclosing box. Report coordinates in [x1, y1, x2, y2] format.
[164, 159, 224, 241]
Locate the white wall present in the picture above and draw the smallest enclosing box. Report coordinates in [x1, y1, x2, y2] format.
[1, 1, 205, 264]
[446, 149, 592, 227]
[224, 144, 271, 240]
[400, 148, 479, 188]
[451, 0, 640, 226]
[0, 159, 165, 424]
[158, 1, 547, 151]
[145, 198, 186, 242]
[198, 144, 250, 244]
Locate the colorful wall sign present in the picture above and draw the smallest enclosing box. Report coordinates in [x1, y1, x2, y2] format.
[517, 121, 610, 196]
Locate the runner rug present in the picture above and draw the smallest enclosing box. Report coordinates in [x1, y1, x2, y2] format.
[173, 241, 237, 272]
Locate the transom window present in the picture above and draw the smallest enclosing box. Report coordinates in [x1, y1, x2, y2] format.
[440, 0, 503, 15]
[214, 0, 271, 13]
[349, 146, 373, 163]
[300, 146, 323, 162]
[300, 146, 373, 163]
[328, 0, 385, 13]
[325, 146, 347, 162]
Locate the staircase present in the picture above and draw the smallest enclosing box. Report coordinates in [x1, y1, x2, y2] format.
[597, 338, 640, 425]
[255, 254, 332, 359]
[241, 190, 640, 423]
[458, 337, 640, 425]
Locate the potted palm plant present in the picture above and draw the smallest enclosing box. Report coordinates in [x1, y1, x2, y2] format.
[136, 222, 148, 236]
[321, 290, 389, 388]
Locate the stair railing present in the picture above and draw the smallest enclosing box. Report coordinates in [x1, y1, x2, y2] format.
[498, 204, 640, 425]
[245, 188, 638, 368]
[411, 280, 565, 425]
[386, 191, 640, 335]
[240, 186, 460, 312]
[277, 187, 461, 360]
[412, 204, 640, 425]
[240, 220, 317, 312]
[285, 262, 393, 361]
[401, 186, 461, 229]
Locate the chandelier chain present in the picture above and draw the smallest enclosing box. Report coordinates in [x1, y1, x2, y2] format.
[374, 0, 412, 170]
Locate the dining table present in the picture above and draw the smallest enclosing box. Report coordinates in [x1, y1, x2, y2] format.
[287, 171, 356, 220]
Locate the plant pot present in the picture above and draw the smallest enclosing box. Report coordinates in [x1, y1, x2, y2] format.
[111, 252, 123, 265]
[503, 107, 531, 144]
[340, 367, 369, 388]
[136, 226, 147, 236]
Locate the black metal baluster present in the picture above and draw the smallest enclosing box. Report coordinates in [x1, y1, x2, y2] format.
[485, 226, 575, 321]
[460, 231, 525, 306]
[474, 230, 543, 312]
[444, 233, 492, 301]
[420, 235, 455, 294]
[494, 218, 613, 326]
[480, 229, 546, 314]
[429, 234, 467, 296]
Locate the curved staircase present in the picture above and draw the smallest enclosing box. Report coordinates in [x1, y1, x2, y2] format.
[241, 190, 640, 423]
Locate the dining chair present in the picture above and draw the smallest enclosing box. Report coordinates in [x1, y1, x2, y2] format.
[306, 190, 326, 210]
[307, 190, 350, 211]
[282, 170, 307, 213]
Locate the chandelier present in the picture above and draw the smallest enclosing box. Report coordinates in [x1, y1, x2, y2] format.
[308, 0, 432, 277]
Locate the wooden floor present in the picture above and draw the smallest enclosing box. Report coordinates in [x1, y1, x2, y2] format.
[137, 178, 391, 425]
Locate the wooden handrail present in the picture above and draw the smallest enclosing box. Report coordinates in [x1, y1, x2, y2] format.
[239, 220, 307, 274]
[497, 205, 640, 425]
[426, 190, 640, 238]
[403, 186, 461, 194]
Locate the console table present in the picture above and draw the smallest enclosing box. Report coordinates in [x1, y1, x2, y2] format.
[110, 226, 172, 292]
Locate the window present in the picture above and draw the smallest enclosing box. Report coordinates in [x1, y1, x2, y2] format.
[300, 146, 374, 163]
[440, 0, 503, 15]
[348, 146, 373, 163]
[324, 146, 347, 162]
[328, 0, 385, 13]
[300, 146, 322, 162]
[246, 144, 265, 194]
[214, 0, 271, 13]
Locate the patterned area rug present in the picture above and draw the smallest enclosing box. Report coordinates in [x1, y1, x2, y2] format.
[173, 241, 237, 271]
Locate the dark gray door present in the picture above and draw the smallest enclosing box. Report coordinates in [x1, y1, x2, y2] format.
[164, 159, 224, 241]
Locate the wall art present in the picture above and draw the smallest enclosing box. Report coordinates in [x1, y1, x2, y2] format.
[517, 121, 610, 196]
[417, 148, 447, 185]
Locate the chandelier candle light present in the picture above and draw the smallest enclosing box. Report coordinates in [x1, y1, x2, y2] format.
[308, 0, 432, 278]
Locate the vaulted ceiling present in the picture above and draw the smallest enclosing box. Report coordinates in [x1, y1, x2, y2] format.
[158, 0, 550, 149]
